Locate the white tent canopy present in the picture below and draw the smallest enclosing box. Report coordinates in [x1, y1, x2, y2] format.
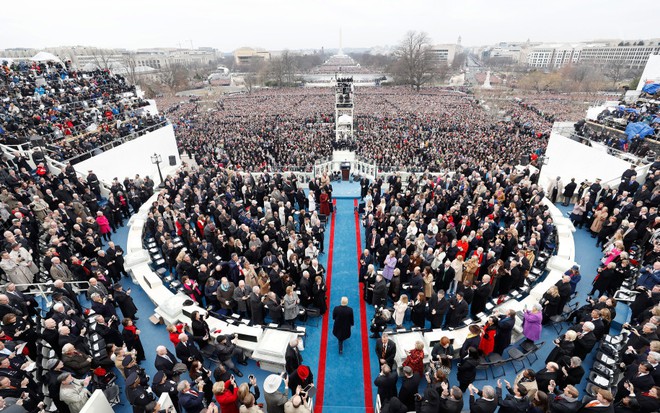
[30, 52, 62, 63]
[337, 114, 353, 125]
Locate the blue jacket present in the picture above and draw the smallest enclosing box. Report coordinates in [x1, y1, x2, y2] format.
[637, 267, 660, 290]
[179, 388, 204, 413]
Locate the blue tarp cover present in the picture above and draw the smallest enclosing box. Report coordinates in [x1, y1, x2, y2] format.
[642, 83, 660, 95]
[626, 122, 656, 139]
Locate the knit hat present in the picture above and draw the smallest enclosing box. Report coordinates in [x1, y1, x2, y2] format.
[297, 365, 309, 380]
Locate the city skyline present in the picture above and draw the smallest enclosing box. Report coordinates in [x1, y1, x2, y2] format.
[2, 0, 659, 52]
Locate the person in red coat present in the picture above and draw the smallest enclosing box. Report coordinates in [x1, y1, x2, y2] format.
[95, 211, 112, 242]
[456, 236, 469, 260]
[319, 190, 330, 216]
[402, 340, 426, 375]
[167, 323, 185, 346]
[213, 378, 239, 413]
[478, 316, 498, 356]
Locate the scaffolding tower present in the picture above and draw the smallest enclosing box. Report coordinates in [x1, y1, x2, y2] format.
[335, 76, 354, 142]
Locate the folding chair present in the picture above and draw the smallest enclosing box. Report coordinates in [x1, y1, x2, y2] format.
[520, 341, 544, 365]
[304, 307, 321, 327]
[507, 348, 525, 373]
[487, 352, 507, 378]
[475, 356, 489, 381]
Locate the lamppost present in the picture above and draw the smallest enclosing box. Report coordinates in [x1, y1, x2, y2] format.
[151, 153, 164, 187]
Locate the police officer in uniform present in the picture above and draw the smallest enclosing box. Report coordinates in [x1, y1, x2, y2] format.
[125, 372, 158, 413]
[152, 370, 179, 408]
[122, 355, 149, 386]
[87, 170, 101, 200]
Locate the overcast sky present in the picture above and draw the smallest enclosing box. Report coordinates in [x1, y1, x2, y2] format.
[2, 1, 659, 52]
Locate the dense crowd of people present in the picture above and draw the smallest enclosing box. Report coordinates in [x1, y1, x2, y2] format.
[162, 87, 557, 173]
[578, 99, 660, 156]
[356, 160, 660, 412]
[0, 76, 659, 413]
[0, 142, 162, 412]
[0, 59, 165, 164]
[138, 165, 344, 412]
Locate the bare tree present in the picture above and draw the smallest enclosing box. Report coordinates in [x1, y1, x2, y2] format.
[242, 59, 265, 93]
[121, 53, 139, 85]
[266, 51, 297, 86]
[393, 31, 435, 91]
[293, 54, 323, 73]
[517, 71, 561, 93]
[90, 49, 115, 70]
[602, 60, 629, 89]
[268, 58, 285, 86]
[244, 73, 256, 93]
[161, 62, 189, 94]
[436, 65, 450, 84]
[350, 52, 396, 71]
[451, 52, 468, 70]
[281, 50, 296, 84]
[559, 64, 604, 93]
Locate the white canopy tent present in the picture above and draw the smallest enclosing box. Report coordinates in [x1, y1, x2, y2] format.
[30, 51, 62, 63]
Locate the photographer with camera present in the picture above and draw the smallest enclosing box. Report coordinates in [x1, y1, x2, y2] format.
[283, 382, 312, 413]
[620, 322, 659, 364]
[215, 333, 248, 378]
[178, 378, 205, 413]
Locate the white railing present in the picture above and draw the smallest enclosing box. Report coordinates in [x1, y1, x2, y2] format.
[313, 158, 378, 181]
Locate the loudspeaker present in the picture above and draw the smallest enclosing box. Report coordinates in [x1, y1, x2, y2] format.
[169, 155, 176, 166]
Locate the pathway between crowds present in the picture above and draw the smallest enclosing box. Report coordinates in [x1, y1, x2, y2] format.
[316, 198, 372, 413]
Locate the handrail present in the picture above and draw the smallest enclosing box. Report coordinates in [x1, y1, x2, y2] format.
[1, 280, 90, 309]
[569, 132, 648, 164]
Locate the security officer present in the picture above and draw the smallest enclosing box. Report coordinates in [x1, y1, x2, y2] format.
[87, 170, 101, 199]
[151, 370, 179, 408]
[125, 372, 158, 413]
[122, 355, 149, 386]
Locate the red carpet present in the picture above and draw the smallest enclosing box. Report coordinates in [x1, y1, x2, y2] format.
[314, 199, 336, 413]
[354, 199, 374, 413]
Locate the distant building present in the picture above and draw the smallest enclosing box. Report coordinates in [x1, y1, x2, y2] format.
[579, 42, 660, 69]
[233, 47, 271, 66]
[524, 39, 660, 69]
[428, 44, 458, 66]
[526, 44, 581, 69]
[0, 46, 217, 71]
[482, 42, 530, 64]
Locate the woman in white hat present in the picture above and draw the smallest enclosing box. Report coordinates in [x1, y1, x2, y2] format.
[263, 374, 288, 413]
